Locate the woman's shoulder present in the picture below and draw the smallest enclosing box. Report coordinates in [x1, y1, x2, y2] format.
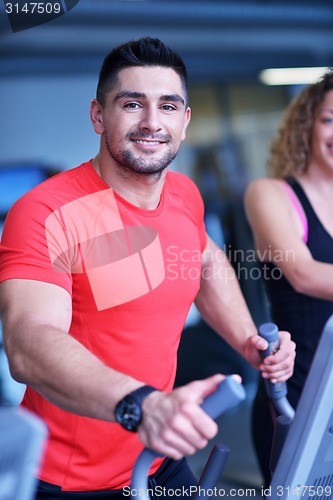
[245, 177, 287, 206]
[246, 176, 285, 191]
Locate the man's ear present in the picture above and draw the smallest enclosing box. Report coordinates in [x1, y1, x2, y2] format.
[181, 106, 191, 142]
[90, 99, 104, 135]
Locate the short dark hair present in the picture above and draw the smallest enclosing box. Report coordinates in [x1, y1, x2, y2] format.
[96, 37, 188, 107]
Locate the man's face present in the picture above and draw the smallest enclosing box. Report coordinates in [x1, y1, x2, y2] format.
[94, 65, 191, 176]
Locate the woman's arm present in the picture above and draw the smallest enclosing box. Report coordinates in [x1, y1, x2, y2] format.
[245, 178, 333, 300]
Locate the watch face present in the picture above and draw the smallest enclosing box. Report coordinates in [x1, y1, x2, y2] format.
[115, 386, 156, 432]
[115, 397, 142, 432]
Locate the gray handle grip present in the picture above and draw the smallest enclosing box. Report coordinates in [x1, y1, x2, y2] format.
[258, 322, 288, 401]
[258, 323, 295, 420]
[200, 375, 246, 418]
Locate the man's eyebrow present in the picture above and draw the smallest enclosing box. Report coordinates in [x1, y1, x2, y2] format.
[114, 91, 185, 106]
[114, 91, 146, 101]
[161, 94, 185, 106]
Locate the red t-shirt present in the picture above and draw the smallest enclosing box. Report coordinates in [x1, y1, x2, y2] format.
[0, 161, 207, 491]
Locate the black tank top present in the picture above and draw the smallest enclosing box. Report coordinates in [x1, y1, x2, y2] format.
[262, 179, 333, 407]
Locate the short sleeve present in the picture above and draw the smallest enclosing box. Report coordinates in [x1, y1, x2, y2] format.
[0, 194, 73, 294]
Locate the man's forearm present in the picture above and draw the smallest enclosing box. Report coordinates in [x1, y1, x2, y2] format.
[4, 320, 144, 421]
[195, 237, 257, 358]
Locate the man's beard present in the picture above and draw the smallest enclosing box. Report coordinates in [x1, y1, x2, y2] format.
[105, 131, 179, 176]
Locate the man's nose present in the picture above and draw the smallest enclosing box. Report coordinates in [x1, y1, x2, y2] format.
[138, 107, 162, 132]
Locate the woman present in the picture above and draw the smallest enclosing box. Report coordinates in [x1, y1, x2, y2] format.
[245, 70, 333, 487]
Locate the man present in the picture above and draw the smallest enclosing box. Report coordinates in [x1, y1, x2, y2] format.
[0, 37, 295, 498]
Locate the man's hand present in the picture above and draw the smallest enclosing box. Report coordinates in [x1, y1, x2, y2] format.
[138, 374, 231, 460]
[244, 330, 296, 384]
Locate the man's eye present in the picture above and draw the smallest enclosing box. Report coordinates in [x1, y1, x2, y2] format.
[124, 102, 141, 110]
[161, 104, 176, 111]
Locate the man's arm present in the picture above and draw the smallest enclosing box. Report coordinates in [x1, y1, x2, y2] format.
[1, 278, 144, 418]
[195, 237, 295, 383]
[0, 278, 224, 459]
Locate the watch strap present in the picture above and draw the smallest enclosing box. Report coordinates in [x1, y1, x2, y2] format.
[129, 385, 157, 401]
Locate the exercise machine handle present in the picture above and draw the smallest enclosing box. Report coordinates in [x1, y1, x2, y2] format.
[131, 376, 246, 498]
[258, 322, 295, 419]
[200, 374, 246, 419]
[258, 322, 287, 401]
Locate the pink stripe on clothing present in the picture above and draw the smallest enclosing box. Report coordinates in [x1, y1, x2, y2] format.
[281, 181, 308, 243]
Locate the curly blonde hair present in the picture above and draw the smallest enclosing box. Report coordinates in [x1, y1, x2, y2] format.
[268, 69, 333, 178]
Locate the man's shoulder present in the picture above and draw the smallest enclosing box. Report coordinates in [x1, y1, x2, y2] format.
[5, 161, 100, 225]
[165, 170, 199, 193]
[14, 161, 94, 205]
[31, 161, 92, 191]
[165, 171, 204, 216]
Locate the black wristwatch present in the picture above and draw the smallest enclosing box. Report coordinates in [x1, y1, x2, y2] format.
[115, 385, 157, 432]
